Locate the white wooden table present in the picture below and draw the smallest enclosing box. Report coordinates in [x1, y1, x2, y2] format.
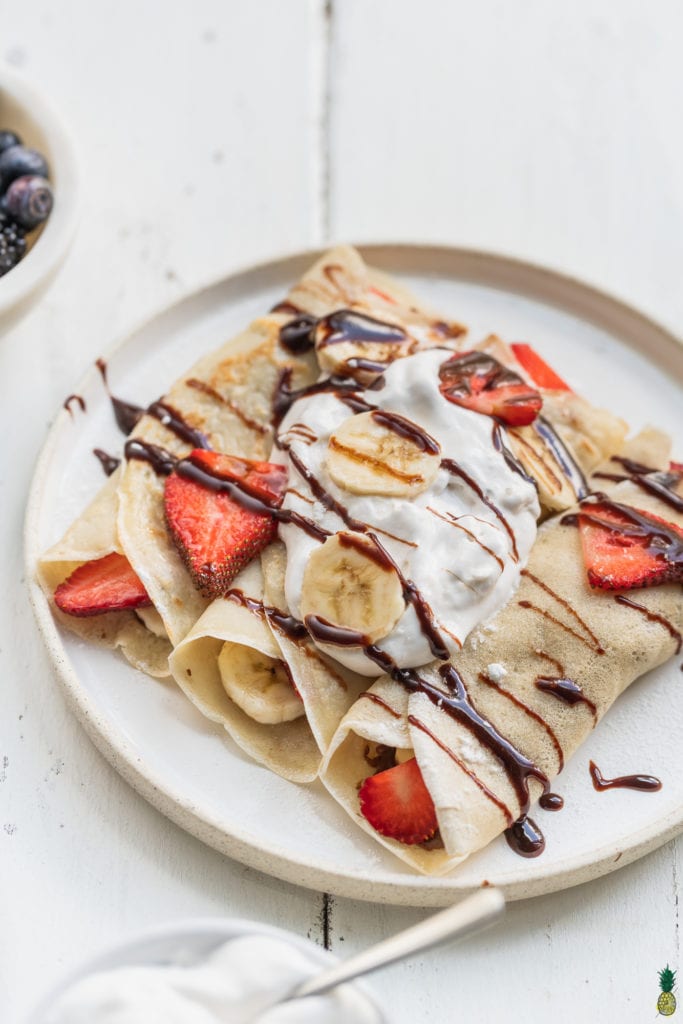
[2, 3, 682, 1020]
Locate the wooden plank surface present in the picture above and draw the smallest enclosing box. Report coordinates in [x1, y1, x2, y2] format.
[2, 2, 682, 1022]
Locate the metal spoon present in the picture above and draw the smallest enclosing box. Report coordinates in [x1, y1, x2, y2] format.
[282, 887, 504, 1005]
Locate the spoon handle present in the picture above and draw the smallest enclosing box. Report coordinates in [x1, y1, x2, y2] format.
[290, 888, 504, 1001]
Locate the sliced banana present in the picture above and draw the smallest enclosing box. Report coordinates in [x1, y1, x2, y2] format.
[326, 411, 441, 498]
[300, 532, 405, 643]
[218, 642, 304, 725]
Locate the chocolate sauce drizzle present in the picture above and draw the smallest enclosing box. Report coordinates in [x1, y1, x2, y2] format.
[504, 816, 545, 858]
[278, 313, 317, 353]
[146, 401, 211, 449]
[96, 358, 145, 435]
[589, 760, 661, 793]
[535, 676, 597, 721]
[610, 457, 683, 515]
[427, 507, 504, 572]
[225, 589, 308, 642]
[270, 300, 303, 316]
[64, 394, 86, 415]
[479, 672, 564, 771]
[185, 378, 268, 435]
[408, 715, 511, 821]
[441, 459, 519, 561]
[93, 448, 121, 476]
[491, 422, 537, 488]
[96, 358, 212, 448]
[272, 367, 374, 426]
[614, 594, 681, 653]
[359, 692, 402, 720]
[371, 409, 440, 455]
[124, 439, 177, 476]
[521, 569, 605, 654]
[533, 417, 589, 499]
[379, 657, 550, 822]
[316, 309, 408, 349]
[539, 792, 564, 811]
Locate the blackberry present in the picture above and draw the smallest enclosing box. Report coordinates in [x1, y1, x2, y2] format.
[0, 212, 27, 276]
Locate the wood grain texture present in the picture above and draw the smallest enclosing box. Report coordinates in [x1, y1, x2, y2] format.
[2, 1, 683, 1022]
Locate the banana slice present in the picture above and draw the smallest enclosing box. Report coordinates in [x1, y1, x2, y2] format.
[218, 642, 304, 725]
[300, 531, 405, 643]
[326, 411, 441, 498]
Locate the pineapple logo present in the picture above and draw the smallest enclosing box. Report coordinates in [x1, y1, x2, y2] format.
[658, 965, 677, 1016]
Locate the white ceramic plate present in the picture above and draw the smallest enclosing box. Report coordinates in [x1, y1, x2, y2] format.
[25, 244, 683, 907]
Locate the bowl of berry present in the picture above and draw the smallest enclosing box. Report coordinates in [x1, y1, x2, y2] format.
[0, 64, 79, 331]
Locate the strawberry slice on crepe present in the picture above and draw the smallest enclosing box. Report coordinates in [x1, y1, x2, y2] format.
[54, 552, 151, 617]
[578, 500, 683, 590]
[438, 351, 542, 427]
[359, 756, 438, 845]
[510, 343, 571, 391]
[164, 450, 288, 600]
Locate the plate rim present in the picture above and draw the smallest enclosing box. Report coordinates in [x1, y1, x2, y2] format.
[24, 242, 683, 907]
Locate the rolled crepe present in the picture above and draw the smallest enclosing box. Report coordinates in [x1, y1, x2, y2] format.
[169, 544, 368, 782]
[38, 469, 172, 678]
[321, 477, 683, 875]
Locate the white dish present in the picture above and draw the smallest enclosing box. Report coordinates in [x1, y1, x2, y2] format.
[26, 917, 385, 1023]
[25, 244, 683, 907]
[0, 64, 80, 333]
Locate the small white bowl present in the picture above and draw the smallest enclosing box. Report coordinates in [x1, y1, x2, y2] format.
[0, 64, 80, 333]
[26, 917, 387, 1023]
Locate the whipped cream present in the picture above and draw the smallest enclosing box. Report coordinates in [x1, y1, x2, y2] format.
[40, 935, 382, 1024]
[274, 348, 539, 676]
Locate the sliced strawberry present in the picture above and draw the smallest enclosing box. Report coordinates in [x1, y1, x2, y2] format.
[188, 449, 288, 504]
[578, 500, 683, 590]
[54, 552, 151, 617]
[164, 450, 287, 599]
[670, 461, 683, 474]
[510, 343, 571, 391]
[359, 757, 438, 845]
[439, 351, 542, 427]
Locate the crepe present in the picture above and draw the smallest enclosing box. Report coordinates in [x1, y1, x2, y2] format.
[321, 475, 683, 874]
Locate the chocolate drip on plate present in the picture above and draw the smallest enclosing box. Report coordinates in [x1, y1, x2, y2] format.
[589, 760, 661, 793]
[539, 792, 564, 811]
[504, 816, 545, 857]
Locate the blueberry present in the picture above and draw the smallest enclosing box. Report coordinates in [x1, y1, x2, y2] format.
[1, 175, 53, 229]
[0, 130, 22, 154]
[0, 145, 49, 192]
[0, 211, 27, 276]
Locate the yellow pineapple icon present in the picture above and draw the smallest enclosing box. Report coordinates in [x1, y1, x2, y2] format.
[658, 965, 677, 1016]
